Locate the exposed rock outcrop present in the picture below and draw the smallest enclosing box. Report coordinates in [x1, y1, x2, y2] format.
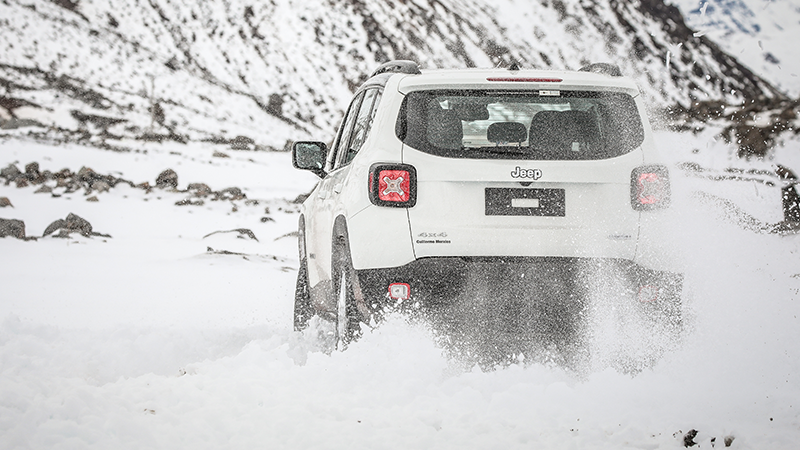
[43, 213, 111, 238]
[0, 218, 26, 239]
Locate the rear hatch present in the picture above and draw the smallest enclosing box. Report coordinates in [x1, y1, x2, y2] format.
[396, 87, 645, 260]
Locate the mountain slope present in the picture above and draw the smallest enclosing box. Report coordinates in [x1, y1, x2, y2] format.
[0, 0, 785, 149]
[670, 0, 800, 97]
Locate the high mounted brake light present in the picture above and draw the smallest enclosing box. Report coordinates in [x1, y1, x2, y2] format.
[631, 165, 671, 211]
[486, 77, 563, 82]
[369, 163, 417, 207]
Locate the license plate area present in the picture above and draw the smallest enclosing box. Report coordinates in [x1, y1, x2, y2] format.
[485, 188, 565, 216]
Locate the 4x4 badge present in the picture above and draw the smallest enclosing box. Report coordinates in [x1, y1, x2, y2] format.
[511, 167, 542, 180]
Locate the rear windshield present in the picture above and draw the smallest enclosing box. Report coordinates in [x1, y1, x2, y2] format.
[396, 90, 644, 160]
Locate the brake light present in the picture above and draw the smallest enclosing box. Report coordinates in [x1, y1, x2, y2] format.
[378, 170, 410, 202]
[631, 165, 670, 211]
[369, 163, 417, 207]
[486, 77, 563, 82]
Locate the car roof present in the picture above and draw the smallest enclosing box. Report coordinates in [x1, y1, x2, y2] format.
[391, 68, 640, 95]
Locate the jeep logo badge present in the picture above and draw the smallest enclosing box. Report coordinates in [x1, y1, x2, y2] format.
[510, 167, 542, 180]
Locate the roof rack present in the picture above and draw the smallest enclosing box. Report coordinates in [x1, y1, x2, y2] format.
[370, 60, 421, 78]
[578, 63, 622, 77]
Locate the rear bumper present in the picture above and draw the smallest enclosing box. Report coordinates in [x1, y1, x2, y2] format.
[356, 256, 683, 308]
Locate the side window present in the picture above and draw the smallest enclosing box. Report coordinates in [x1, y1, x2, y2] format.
[340, 89, 381, 167]
[327, 91, 365, 172]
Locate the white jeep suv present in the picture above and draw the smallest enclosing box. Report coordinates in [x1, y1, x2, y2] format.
[292, 61, 681, 345]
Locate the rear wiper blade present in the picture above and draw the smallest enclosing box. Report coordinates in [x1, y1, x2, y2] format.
[467, 146, 529, 155]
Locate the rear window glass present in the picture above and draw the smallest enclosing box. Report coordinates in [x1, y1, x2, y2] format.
[396, 90, 644, 160]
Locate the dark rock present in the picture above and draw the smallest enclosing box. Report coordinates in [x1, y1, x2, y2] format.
[187, 183, 212, 197]
[77, 166, 105, 187]
[156, 169, 178, 189]
[71, 110, 127, 129]
[34, 185, 53, 194]
[731, 124, 774, 158]
[53, 168, 73, 179]
[266, 94, 283, 117]
[1, 164, 21, 182]
[86, 195, 99, 202]
[65, 213, 92, 234]
[0, 197, 12, 207]
[43, 219, 67, 236]
[206, 246, 247, 256]
[260, 216, 274, 223]
[215, 187, 246, 201]
[24, 162, 39, 173]
[43, 213, 108, 238]
[14, 177, 28, 188]
[165, 56, 180, 71]
[203, 228, 258, 241]
[0, 218, 26, 239]
[92, 180, 110, 192]
[230, 135, 255, 150]
[683, 429, 698, 447]
[212, 151, 230, 158]
[52, 0, 80, 13]
[0, 118, 43, 130]
[175, 198, 204, 206]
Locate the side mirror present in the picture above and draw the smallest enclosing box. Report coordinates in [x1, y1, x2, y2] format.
[292, 141, 327, 178]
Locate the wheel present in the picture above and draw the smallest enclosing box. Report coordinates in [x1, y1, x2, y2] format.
[293, 257, 314, 331]
[331, 232, 364, 346]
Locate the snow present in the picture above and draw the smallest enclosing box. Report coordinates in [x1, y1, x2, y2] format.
[1, 130, 799, 448]
[671, 0, 800, 96]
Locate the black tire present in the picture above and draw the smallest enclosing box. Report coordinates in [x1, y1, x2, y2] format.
[293, 257, 314, 331]
[331, 232, 363, 346]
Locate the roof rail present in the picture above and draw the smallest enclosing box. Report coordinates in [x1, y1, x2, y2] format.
[370, 60, 421, 78]
[578, 63, 622, 77]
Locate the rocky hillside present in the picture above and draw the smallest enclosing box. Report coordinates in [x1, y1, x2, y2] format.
[671, 0, 800, 97]
[0, 0, 789, 152]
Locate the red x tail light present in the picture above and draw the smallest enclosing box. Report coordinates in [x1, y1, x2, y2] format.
[631, 165, 671, 211]
[369, 163, 417, 207]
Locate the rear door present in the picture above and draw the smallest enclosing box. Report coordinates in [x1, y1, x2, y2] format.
[399, 89, 644, 260]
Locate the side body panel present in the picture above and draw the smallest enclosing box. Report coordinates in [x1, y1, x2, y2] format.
[631, 94, 682, 272]
[303, 76, 415, 294]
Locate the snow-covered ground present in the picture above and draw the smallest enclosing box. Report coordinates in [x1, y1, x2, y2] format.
[1, 131, 799, 449]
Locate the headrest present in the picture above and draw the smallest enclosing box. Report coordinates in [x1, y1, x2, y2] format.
[487, 122, 528, 145]
[529, 110, 599, 153]
[427, 107, 463, 150]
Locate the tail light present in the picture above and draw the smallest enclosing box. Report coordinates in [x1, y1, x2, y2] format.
[369, 163, 417, 207]
[631, 165, 671, 211]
